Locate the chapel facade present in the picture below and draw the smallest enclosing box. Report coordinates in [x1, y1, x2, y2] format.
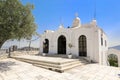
[39, 16, 108, 65]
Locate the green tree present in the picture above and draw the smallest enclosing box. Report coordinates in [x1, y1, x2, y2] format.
[108, 54, 118, 67]
[0, 0, 37, 48]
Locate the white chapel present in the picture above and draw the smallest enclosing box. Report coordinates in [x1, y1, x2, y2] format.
[40, 15, 108, 65]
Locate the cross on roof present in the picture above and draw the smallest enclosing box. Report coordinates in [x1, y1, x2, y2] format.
[75, 13, 78, 17]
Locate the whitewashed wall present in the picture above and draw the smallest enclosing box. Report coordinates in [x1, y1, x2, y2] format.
[39, 19, 108, 64]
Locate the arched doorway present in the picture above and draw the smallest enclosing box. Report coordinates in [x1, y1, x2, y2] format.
[43, 39, 49, 53]
[108, 54, 118, 67]
[79, 35, 87, 57]
[58, 35, 66, 54]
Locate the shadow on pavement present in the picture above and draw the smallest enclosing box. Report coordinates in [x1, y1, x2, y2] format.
[0, 61, 16, 72]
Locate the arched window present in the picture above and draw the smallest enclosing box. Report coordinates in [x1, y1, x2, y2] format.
[105, 40, 107, 47]
[108, 54, 118, 67]
[79, 35, 87, 57]
[101, 37, 103, 46]
[58, 35, 66, 54]
[43, 39, 49, 53]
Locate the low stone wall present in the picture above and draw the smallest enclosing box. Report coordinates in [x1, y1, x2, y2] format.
[11, 51, 39, 56]
[0, 50, 8, 60]
[0, 51, 39, 60]
[0, 53, 8, 60]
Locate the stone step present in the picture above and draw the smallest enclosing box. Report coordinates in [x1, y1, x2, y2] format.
[34, 62, 83, 73]
[13, 57, 81, 68]
[61, 60, 80, 67]
[13, 58, 61, 68]
[61, 63, 83, 71]
[12, 56, 89, 73]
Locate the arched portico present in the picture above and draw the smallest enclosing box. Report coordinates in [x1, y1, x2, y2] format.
[78, 35, 87, 57]
[43, 39, 49, 53]
[58, 35, 66, 54]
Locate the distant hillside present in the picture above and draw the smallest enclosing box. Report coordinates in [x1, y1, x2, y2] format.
[18, 46, 39, 51]
[109, 45, 120, 50]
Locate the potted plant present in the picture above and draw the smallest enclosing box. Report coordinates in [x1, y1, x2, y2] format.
[42, 53, 46, 56]
[68, 53, 72, 58]
[68, 43, 73, 58]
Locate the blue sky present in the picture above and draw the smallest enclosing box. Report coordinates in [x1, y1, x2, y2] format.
[2, 0, 120, 48]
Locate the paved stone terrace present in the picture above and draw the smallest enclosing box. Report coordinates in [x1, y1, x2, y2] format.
[0, 58, 120, 80]
[13, 55, 79, 63]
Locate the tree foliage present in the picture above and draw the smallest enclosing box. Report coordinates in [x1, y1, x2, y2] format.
[108, 54, 118, 67]
[0, 0, 37, 48]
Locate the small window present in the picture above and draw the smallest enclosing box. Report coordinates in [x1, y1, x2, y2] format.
[105, 40, 107, 47]
[101, 37, 103, 46]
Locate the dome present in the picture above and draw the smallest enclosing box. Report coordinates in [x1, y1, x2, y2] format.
[76, 17, 80, 20]
[90, 19, 97, 26]
[72, 17, 81, 28]
[59, 24, 64, 28]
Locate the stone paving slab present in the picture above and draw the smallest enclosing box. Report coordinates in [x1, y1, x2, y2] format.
[0, 58, 120, 80]
[13, 55, 78, 63]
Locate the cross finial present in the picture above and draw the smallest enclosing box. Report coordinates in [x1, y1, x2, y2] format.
[60, 17, 62, 25]
[75, 13, 78, 17]
[93, 0, 96, 20]
[59, 17, 64, 28]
